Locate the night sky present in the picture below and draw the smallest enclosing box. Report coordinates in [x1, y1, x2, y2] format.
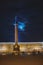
[0, 0, 43, 42]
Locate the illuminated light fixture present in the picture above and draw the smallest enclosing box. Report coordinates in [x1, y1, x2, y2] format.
[0, 46, 7, 51]
[20, 47, 27, 52]
[34, 47, 41, 50]
[18, 22, 25, 31]
[2, 46, 7, 51]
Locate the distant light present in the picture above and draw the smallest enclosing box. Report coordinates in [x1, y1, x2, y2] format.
[2, 46, 7, 50]
[18, 22, 25, 31]
[0, 46, 7, 51]
[20, 47, 27, 52]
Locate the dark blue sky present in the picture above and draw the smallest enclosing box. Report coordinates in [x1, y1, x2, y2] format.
[0, 0, 43, 42]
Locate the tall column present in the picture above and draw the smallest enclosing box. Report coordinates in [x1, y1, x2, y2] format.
[15, 22, 18, 44]
[15, 16, 18, 44]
